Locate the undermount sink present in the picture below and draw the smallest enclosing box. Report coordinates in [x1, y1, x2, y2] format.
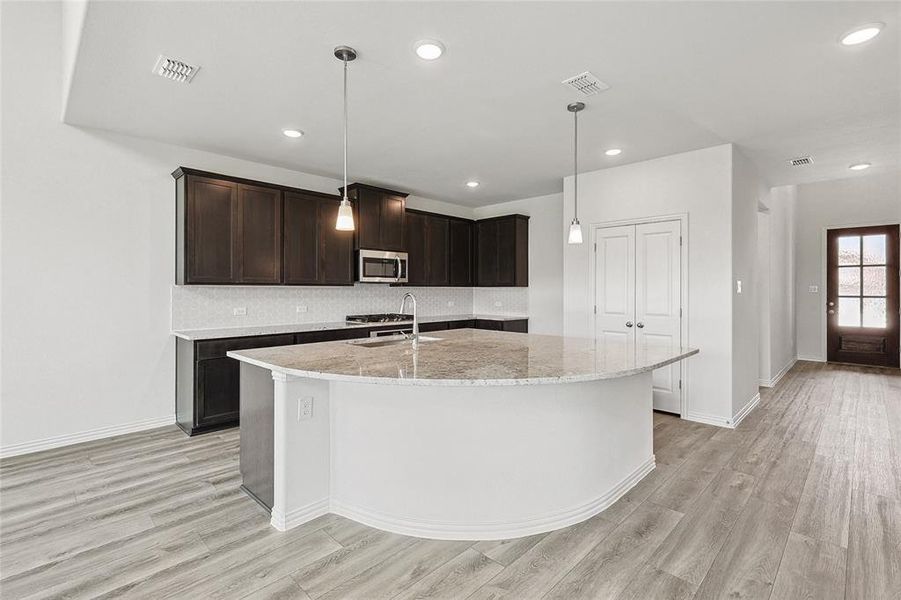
[347, 335, 442, 348]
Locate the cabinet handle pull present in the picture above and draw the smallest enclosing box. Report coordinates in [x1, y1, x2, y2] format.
[636, 322, 645, 328]
[626, 321, 634, 328]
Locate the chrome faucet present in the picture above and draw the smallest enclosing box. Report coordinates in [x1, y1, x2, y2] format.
[399, 292, 419, 347]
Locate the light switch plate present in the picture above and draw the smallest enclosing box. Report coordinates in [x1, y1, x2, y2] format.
[233, 307, 247, 316]
[808, 285, 819, 293]
[736, 280, 742, 294]
[296, 305, 308, 313]
[494, 301, 502, 307]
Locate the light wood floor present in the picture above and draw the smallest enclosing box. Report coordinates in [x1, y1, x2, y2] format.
[1, 361, 899, 599]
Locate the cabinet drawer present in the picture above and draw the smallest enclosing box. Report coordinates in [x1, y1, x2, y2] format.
[419, 321, 449, 333]
[447, 319, 476, 329]
[296, 328, 369, 345]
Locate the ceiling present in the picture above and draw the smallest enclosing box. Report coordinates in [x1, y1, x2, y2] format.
[64, 1, 900, 206]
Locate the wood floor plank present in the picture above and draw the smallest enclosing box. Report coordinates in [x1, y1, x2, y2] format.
[846, 489, 901, 600]
[466, 514, 617, 600]
[543, 502, 683, 600]
[472, 532, 547, 566]
[615, 565, 696, 600]
[241, 577, 312, 600]
[651, 469, 757, 586]
[392, 548, 504, 600]
[792, 453, 853, 548]
[770, 532, 846, 600]
[693, 496, 795, 600]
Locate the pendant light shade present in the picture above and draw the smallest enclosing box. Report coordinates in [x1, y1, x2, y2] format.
[567, 102, 585, 245]
[335, 46, 357, 231]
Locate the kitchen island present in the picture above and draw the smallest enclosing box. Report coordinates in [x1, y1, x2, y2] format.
[228, 329, 697, 540]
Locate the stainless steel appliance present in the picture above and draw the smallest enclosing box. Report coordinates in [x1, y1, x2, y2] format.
[357, 249, 408, 283]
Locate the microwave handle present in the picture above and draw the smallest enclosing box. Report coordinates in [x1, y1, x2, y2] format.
[395, 256, 401, 282]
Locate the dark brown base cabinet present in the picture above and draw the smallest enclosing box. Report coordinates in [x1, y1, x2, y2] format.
[176, 318, 528, 435]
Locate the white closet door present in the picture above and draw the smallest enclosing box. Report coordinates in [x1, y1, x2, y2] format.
[594, 225, 636, 355]
[635, 221, 682, 413]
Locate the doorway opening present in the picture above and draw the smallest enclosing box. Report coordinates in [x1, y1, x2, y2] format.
[826, 224, 899, 367]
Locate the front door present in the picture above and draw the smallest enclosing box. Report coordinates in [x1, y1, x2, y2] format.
[826, 224, 900, 367]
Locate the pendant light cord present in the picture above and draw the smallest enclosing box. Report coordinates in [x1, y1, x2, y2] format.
[343, 57, 348, 201]
[573, 108, 578, 222]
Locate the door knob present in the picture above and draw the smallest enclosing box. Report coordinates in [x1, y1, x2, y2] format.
[626, 321, 634, 328]
[636, 322, 645, 328]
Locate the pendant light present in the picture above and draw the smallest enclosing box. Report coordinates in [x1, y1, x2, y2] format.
[567, 102, 585, 244]
[334, 46, 357, 231]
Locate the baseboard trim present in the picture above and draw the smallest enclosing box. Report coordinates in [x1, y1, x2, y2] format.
[683, 411, 732, 428]
[731, 392, 760, 428]
[270, 498, 330, 532]
[0, 415, 175, 459]
[759, 358, 797, 388]
[797, 354, 826, 363]
[328, 456, 656, 541]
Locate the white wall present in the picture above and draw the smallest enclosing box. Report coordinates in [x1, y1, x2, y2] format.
[562, 144, 738, 425]
[757, 211, 772, 383]
[730, 150, 764, 416]
[474, 193, 564, 335]
[763, 185, 797, 381]
[795, 171, 901, 360]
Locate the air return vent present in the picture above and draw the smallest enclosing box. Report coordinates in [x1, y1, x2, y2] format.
[562, 71, 610, 96]
[789, 156, 813, 166]
[153, 55, 199, 83]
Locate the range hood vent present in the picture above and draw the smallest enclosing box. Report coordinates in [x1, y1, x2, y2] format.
[153, 55, 199, 83]
[562, 71, 610, 96]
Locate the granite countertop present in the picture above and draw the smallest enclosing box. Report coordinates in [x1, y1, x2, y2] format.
[227, 328, 699, 386]
[171, 314, 528, 341]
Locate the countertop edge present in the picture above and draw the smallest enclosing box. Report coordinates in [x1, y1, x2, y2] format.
[226, 348, 699, 386]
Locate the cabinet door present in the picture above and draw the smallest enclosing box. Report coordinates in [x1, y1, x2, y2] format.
[428, 216, 449, 286]
[196, 357, 240, 427]
[319, 198, 355, 285]
[356, 190, 382, 249]
[405, 211, 429, 285]
[380, 194, 407, 251]
[476, 220, 499, 286]
[283, 191, 320, 284]
[496, 217, 517, 286]
[449, 220, 473, 286]
[237, 184, 282, 284]
[419, 321, 449, 333]
[186, 176, 237, 283]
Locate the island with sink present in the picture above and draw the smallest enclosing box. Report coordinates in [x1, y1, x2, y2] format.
[228, 327, 698, 540]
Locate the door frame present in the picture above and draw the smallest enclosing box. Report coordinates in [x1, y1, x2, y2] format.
[590, 213, 690, 417]
[819, 222, 901, 362]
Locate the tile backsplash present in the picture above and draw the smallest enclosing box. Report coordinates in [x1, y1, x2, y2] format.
[171, 285, 528, 330]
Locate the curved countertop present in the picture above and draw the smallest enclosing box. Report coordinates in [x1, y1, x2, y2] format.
[227, 328, 698, 386]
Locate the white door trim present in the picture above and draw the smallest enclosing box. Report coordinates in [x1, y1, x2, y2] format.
[590, 213, 690, 418]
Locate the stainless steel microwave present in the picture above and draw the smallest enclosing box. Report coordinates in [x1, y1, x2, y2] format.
[358, 249, 408, 283]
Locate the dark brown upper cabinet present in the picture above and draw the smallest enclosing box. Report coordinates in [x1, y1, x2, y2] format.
[449, 218, 473, 287]
[343, 183, 407, 252]
[281, 190, 354, 286]
[404, 210, 450, 286]
[236, 183, 282, 284]
[475, 214, 529, 287]
[175, 167, 351, 286]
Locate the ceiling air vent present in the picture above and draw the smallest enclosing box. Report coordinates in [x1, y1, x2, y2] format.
[789, 156, 813, 166]
[562, 71, 610, 96]
[153, 55, 199, 83]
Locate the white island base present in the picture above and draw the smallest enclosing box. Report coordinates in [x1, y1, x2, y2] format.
[252, 367, 654, 541]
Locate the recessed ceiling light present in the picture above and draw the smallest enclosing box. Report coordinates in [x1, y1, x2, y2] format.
[415, 40, 445, 60]
[282, 129, 304, 138]
[849, 162, 871, 171]
[840, 23, 884, 46]
[466, 180, 480, 188]
[605, 148, 622, 156]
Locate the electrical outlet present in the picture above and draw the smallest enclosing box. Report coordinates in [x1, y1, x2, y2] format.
[233, 307, 247, 316]
[298, 397, 313, 421]
[494, 301, 502, 308]
[808, 285, 819, 293]
[447, 301, 455, 308]
[735, 280, 742, 294]
[296, 305, 308, 313]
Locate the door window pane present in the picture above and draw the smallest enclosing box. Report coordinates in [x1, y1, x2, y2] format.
[862, 298, 887, 328]
[838, 267, 861, 296]
[862, 235, 887, 265]
[863, 266, 886, 296]
[838, 236, 860, 265]
[838, 297, 861, 327]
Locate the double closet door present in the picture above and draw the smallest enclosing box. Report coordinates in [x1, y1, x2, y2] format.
[595, 220, 683, 414]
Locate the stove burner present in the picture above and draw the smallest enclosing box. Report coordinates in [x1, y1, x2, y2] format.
[346, 313, 413, 324]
